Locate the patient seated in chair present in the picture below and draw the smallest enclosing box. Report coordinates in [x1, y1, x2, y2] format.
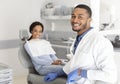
[24, 21, 64, 76]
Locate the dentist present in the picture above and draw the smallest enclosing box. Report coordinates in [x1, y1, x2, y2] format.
[44, 4, 117, 84]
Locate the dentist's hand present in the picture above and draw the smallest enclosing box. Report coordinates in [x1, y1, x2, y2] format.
[44, 72, 58, 82]
[67, 69, 80, 83]
[67, 69, 87, 83]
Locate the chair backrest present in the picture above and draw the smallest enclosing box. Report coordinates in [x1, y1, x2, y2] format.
[18, 42, 33, 68]
[18, 29, 33, 68]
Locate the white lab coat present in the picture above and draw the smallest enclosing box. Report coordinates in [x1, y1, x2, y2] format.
[63, 29, 117, 84]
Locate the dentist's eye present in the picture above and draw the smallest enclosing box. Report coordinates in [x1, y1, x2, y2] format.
[78, 15, 85, 20]
[71, 15, 76, 19]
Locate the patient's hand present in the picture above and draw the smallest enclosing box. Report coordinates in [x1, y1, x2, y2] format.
[51, 60, 62, 65]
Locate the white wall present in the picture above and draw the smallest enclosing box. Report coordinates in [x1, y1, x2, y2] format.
[114, 51, 120, 83]
[114, 0, 120, 29]
[0, 0, 42, 40]
[100, 0, 120, 30]
[0, 0, 43, 77]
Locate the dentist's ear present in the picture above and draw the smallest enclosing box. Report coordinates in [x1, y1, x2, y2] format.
[88, 18, 92, 22]
[87, 18, 92, 24]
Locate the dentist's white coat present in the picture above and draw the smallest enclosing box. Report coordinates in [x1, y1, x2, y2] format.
[63, 29, 117, 84]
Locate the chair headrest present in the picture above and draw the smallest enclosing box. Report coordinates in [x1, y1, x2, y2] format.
[19, 29, 29, 41]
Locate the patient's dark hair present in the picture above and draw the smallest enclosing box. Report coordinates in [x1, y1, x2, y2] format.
[28, 21, 44, 40]
[74, 4, 92, 18]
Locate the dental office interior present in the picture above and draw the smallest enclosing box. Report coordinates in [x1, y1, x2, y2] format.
[0, 0, 120, 84]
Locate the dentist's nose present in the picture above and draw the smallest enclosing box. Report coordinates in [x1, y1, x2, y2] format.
[71, 17, 79, 23]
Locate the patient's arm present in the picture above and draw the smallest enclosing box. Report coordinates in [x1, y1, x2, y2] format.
[50, 54, 58, 60]
[50, 54, 62, 65]
[31, 56, 53, 66]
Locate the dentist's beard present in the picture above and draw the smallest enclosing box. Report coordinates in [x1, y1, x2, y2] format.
[72, 23, 87, 33]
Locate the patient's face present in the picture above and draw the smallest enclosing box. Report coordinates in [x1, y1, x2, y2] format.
[31, 25, 43, 39]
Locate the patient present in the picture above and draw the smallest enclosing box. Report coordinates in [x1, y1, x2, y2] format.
[24, 21, 64, 76]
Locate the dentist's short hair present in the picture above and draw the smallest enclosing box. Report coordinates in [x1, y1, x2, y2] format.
[74, 4, 92, 18]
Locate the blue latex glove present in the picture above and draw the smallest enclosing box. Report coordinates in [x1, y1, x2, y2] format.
[44, 73, 58, 82]
[67, 69, 87, 83]
[67, 69, 79, 83]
